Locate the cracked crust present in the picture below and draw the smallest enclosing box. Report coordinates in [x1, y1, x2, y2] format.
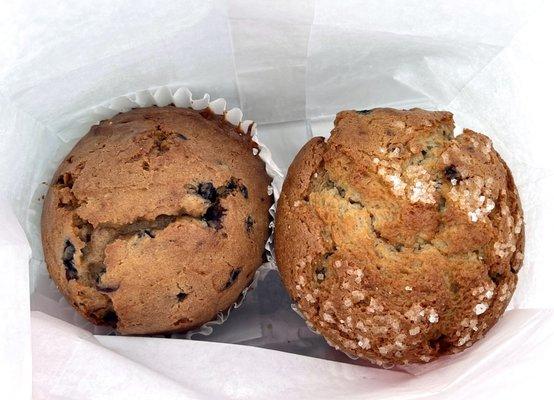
[41, 106, 272, 335]
[275, 108, 524, 365]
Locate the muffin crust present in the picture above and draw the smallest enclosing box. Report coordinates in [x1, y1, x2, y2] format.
[42, 106, 272, 335]
[275, 108, 524, 365]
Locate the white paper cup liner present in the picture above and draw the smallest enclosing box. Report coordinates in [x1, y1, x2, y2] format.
[29, 85, 283, 338]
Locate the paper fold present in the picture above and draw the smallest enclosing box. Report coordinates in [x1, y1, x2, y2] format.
[1, 1, 553, 399]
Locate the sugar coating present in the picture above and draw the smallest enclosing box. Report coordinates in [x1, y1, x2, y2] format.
[449, 177, 496, 223]
[358, 337, 371, 349]
[405, 166, 437, 204]
[428, 310, 439, 323]
[275, 108, 524, 366]
[352, 290, 365, 302]
[409, 326, 420, 336]
[387, 174, 407, 196]
[305, 293, 316, 303]
[474, 303, 489, 315]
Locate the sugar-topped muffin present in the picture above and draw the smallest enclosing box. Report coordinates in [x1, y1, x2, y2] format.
[275, 108, 524, 365]
[42, 106, 272, 335]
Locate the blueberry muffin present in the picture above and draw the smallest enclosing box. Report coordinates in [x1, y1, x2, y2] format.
[42, 106, 272, 335]
[275, 108, 524, 365]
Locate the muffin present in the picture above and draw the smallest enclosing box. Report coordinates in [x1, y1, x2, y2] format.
[42, 106, 272, 335]
[275, 108, 524, 365]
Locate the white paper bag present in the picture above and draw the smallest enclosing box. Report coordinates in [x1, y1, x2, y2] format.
[1, 1, 553, 399]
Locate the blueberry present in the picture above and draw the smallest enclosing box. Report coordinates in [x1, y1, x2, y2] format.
[444, 165, 461, 181]
[428, 334, 452, 354]
[225, 179, 237, 191]
[489, 271, 502, 284]
[62, 240, 78, 280]
[315, 266, 326, 282]
[197, 178, 249, 230]
[356, 109, 374, 115]
[138, 229, 155, 238]
[219, 178, 248, 198]
[176, 291, 187, 302]
[197, 182, 217, 202]
[102, 310, 118, 326]
[245, 215, 254, 232]
[240, 185, 248, 199]
[203, 203, 226, 230]
[224, 268, 242, 289]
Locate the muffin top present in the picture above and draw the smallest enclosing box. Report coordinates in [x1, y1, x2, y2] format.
[42, 106, 272, 335]
[275, 108, 524, 365]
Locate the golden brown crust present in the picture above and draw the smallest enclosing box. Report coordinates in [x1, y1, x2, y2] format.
[275, 108, 524, 365]
[41, 106, 272, 335]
